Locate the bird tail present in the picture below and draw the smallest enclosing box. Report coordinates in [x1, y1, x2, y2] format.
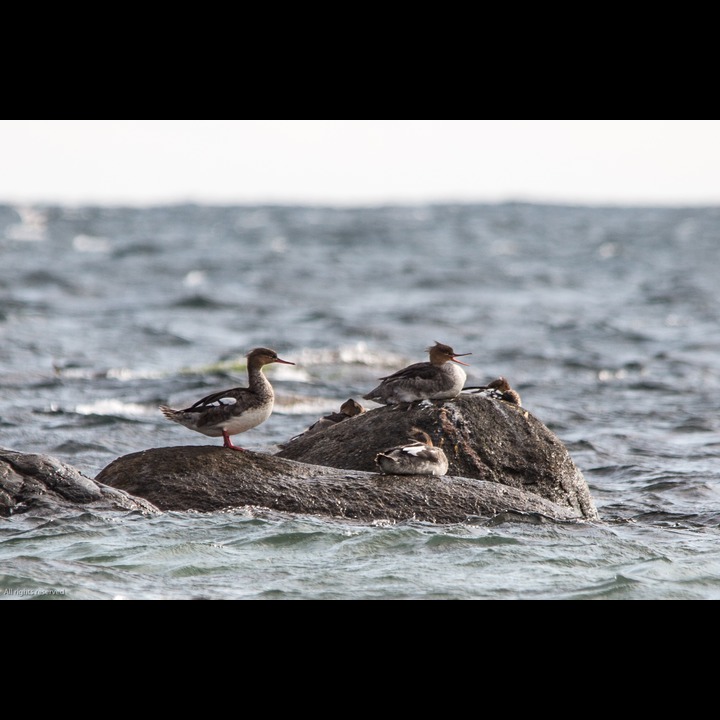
[375, 452, 395, 464]
[159, 405, 180, 422]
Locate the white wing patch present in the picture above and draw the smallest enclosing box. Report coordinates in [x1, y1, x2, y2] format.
[402, 444, 426, 457]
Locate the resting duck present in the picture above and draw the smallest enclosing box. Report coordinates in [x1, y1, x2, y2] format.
[160, 347, 294, 451]
[285, 398, 366, 444]
[374, 428, 449, 476]
[363, 342, 471, 406]
[464, 376, 522, 406]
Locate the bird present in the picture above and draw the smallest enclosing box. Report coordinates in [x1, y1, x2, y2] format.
[363, 342, 471, 406]
[464, 376, 522, 406]
[159, 347, 294, 451]
[286, 398, 365, 443]
[374, 427, 449, 476]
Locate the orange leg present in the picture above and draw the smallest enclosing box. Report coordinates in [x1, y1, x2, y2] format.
[222, 431, 246, 451]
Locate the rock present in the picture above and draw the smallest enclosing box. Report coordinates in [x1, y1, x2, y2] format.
[277, 395, 598, 520]
[95, 445, 581, 523]
[0, 447, 159, 517]
[2, 394, 599, 524]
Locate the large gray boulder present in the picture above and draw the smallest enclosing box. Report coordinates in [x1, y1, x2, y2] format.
[3, 394, 598, 524]
[0, 447, 159, 517]
[95, 445, 582, 523]
[94, 394, 597, 522]
[277, 395, 598, 520]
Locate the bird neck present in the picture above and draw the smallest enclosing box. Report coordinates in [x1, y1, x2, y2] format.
[247, 362, 272, 393]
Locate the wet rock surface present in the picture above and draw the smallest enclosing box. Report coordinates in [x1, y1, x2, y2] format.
[277, 395, 598, 519]
[3, 395, 598, 523]
[95, 444, 582, 523]
[0, 447, 159, 517]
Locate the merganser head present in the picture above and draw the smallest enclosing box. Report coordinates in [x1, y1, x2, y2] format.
[246, 347, 295, 366]
[427, 341, 471, 366]
[340, 398, 365, 416]
[486, 376, 511, 392]
[408, 427, 433, 446]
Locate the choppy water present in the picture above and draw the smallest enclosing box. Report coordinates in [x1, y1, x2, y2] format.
[2, 202, 720, 600]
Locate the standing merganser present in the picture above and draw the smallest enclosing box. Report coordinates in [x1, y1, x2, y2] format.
[374, 427, 449, 476]
[363, 342, 471, 405]
[464, 377, 522, 406]
[160, 347, 294, 451]
[287, 398, 365, 443]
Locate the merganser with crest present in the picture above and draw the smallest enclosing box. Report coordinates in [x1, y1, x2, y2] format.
[374, 427, 449, 476]
[160, 347, 294, 451]
[464, 377, 522, 406]
[363, 342, 471, 405]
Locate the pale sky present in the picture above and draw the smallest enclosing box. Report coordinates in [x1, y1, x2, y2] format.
[1, 120, 719, 206]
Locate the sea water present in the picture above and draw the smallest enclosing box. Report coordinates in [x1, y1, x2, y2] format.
[1, 202, 719, 599]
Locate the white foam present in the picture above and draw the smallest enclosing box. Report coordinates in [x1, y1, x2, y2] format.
[5, 206, 47, 242]
[74, 399, 156, 417]
[273, 395, 347, 415]
[290, 342, 405, 368]
[72, 234, 111, 252]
